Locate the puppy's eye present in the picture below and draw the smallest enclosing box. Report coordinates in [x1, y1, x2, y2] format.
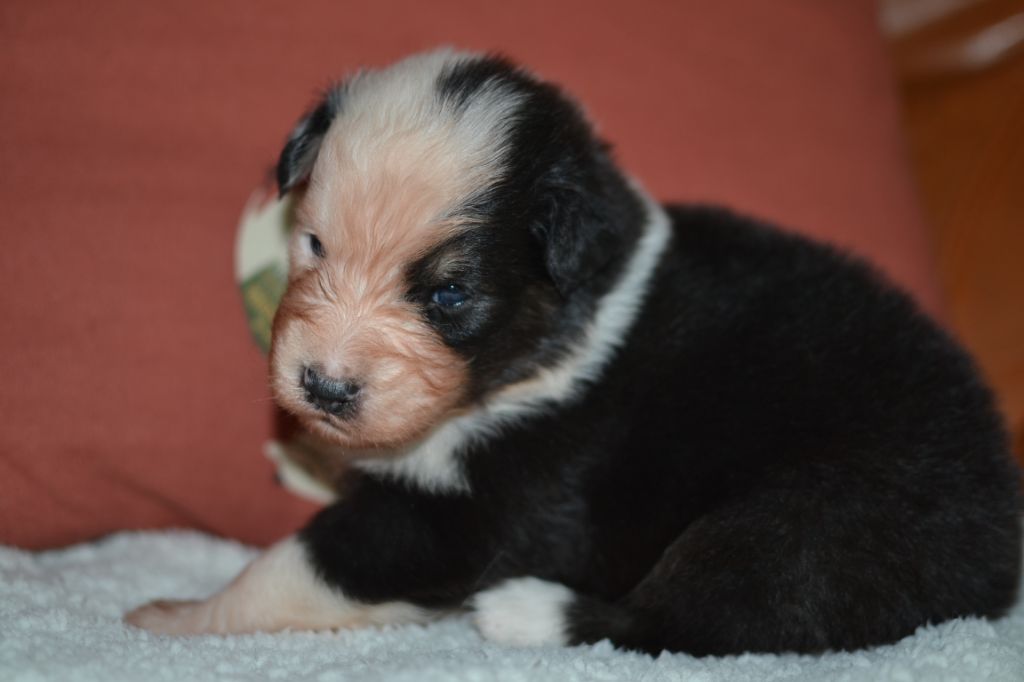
[431, 283, 469, 308]
[307, 233, 326, 258]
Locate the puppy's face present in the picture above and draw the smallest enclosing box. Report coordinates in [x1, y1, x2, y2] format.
[269, 51, 644, 449]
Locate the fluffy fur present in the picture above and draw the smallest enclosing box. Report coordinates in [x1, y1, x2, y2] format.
[127, 49, 1022, 656]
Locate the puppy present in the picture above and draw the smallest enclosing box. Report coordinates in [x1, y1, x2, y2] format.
[126, 50, 1022, 656]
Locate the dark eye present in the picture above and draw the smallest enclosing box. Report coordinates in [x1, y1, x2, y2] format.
[431, 283, 469, 308]
[307, 233, 326, 258]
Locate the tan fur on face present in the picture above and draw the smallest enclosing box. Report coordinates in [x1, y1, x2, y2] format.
[270, 51, 519, 449]
[271, 231, 467, 448]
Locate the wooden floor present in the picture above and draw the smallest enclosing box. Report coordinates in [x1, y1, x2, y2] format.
[888, 0, 1024, 463]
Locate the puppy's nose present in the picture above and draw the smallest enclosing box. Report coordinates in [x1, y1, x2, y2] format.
[301, 366, 361, 417]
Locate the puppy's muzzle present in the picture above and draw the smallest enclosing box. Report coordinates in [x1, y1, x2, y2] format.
[301, 366, 361, 417]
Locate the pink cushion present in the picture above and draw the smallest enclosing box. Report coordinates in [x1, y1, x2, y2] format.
[0, 0, 939, 548]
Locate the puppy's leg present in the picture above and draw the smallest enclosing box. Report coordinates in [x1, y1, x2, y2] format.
[127, 478, 485, 635]
[125, 536, 431, 635]
[473, 508, 831, 655]
[475, 469, 1021, 655]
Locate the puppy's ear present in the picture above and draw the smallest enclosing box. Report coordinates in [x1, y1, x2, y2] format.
[532, 152, 645, 296]
[276, 89, 343, 197]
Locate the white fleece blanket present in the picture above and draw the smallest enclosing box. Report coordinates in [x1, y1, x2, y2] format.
[2, 531, 1022, 682]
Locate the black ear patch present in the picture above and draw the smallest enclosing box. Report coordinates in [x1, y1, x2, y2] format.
[530, 149, 647, 297]
[438, 55, 648, 297]
[276, 87, 344, 197]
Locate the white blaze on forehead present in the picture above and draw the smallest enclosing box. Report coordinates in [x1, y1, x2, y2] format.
[306, 49, 525, 236]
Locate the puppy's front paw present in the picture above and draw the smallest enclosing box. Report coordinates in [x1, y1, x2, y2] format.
[124, 599, 208, 635]
[473, 577, 573, 647]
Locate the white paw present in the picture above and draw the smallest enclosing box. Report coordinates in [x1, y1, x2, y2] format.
[472, 577, 573, 647]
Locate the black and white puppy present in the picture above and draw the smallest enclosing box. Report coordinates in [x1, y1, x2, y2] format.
[127, 50, 1022, 656]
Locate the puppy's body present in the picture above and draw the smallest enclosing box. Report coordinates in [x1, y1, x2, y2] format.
[127, 51, 1021, 656]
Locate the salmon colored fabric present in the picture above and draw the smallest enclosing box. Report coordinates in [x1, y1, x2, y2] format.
[0, 1, 938, 549]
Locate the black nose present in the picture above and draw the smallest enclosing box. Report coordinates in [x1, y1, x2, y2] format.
[301, 366, 361, 417]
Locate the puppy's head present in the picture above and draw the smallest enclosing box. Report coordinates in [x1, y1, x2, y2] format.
[270, 50, 646, 449]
